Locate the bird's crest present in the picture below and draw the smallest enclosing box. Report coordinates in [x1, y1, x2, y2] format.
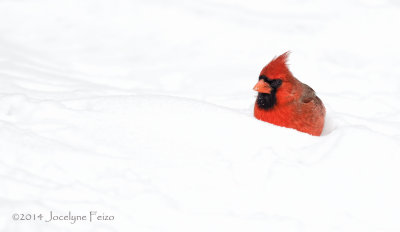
[261, 51, 292, 80]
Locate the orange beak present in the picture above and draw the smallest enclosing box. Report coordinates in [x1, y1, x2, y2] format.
[253, 79, 272, 94]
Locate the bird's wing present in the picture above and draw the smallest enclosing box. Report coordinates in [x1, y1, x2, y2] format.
[301, 84, 316, 103]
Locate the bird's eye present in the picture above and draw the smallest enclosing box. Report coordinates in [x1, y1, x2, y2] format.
[270, 79, 282, 88]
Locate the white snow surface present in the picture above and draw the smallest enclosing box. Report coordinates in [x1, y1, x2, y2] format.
[1, 0, 400, 231]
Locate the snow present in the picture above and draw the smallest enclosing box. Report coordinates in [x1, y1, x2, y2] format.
[1, 0, 400, 231]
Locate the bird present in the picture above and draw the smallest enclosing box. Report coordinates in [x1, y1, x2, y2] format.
[253, 52, 326, 136]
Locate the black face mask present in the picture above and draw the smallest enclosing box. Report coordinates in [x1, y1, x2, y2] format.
[256, 75, 282, 110]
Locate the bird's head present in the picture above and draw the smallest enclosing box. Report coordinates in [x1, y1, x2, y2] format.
[253, 52, 294, 110]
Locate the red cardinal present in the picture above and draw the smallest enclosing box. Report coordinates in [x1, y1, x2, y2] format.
[253, 52, 326, 136]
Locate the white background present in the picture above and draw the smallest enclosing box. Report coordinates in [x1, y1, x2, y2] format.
[1, 0, 400, 231]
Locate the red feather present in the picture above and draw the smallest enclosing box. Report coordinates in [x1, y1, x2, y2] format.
[260, 51, 292, 80]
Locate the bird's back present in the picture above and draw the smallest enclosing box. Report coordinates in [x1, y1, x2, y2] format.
[292, 83, 326, 135]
